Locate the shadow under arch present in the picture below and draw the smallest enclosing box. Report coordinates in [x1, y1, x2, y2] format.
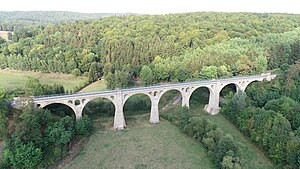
[158, 89, 182, 111]
[189, 86, 211, 110]
[43, 103, 76, 120]
[82, 97, 116, 119]
[123, 93, 151, 126]
[219, 83, 239, 107]
[243, 80, 261, 92]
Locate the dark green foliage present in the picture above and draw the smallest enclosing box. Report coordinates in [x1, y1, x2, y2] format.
[0, 95, 8, 140]
[75, 116, 92, 136]
[3, 136, 42, 169]
[2, 103, 92, 168]
[222, 91, 246, 123]
[88, 62, 101, 83]
[214, 135, 239, 168]
[124, 94, 151, 114]
[161, 107, 241, 168]
[223, 70, 300, 167]
[264, 97, 300, 130]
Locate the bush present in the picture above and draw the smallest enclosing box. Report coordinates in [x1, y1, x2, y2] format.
[75, 116, 92, 136]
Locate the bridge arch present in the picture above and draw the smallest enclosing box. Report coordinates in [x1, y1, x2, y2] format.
[158, 89, 183, 110]
[123, 93, 152, 126]
[189, 86, 211, 110]
[82, 97, 116, 118]
[40, 102, 76, 118]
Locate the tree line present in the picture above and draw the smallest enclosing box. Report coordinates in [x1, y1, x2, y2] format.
[221, 60, 300, 168]
[1, 12, 300, 89]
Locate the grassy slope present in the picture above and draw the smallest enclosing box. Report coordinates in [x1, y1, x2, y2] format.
[0, 69, 86, 91]
[64, 114, 216, 169]
[190, 104, 274, 169]
[79, 79, 107, 93]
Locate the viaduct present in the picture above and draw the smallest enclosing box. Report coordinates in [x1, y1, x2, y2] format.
[24, 73, 276, 130]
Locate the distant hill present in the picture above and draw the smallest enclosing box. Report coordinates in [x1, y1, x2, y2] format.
[0, 11, 135, 31]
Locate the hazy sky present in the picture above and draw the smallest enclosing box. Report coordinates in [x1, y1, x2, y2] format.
[1, 0, 300, 14]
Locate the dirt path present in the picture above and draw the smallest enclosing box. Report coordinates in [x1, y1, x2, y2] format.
[48, 137, 88, 169]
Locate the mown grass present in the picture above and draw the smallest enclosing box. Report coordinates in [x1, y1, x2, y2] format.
[0, 69, 86, 91]
[63, 114, 216, 169]
[79, 79, 107, 93]
[190, 103, 274, 169]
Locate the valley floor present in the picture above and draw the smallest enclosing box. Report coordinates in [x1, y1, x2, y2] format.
[63, 114, 216, 169]
[63, 104, 273, 169]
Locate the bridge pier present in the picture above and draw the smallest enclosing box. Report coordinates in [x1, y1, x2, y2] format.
[150, 97, 159, 123]
[204, 89, 221, 115]
[74, 105, 84, 120]
[181, 92, 190, 108]
[113, 90, 126, 130]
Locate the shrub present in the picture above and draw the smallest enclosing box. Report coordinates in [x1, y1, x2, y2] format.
[75, 116, 92, 136]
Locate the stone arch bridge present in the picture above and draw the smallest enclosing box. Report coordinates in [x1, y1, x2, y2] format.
[17, 73, 276, 130]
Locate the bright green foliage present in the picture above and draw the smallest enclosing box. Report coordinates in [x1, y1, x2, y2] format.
[71, 68, 81, 77]
[140, 65, 154, 86]
[221, 155, 242, 169]
[200, 66, 218, 79]
[1, 12, 300, 88]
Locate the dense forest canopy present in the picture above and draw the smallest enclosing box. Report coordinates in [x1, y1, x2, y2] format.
[1, 12, 300, 88]
[0, 11, 131, 31]
[1, 11, 300, 168]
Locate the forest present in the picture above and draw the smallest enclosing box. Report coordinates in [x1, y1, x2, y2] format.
[0, 11, 127, 31]
[0, 11, 300, 168]
[1, 12, 300, 89]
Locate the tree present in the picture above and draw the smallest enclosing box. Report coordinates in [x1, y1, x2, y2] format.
[200, 66, 218, 79]
[88, 62, 99, 83]
[6, 137, 42, 169]
[75, 116, 92, 136]
[175, 67, 189, 82]
[25, 77, 45, 96]
[222, 90, 246, 123]
[140, 65, 154, 86]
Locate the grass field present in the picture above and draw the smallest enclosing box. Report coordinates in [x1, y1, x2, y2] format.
[64, 114, 216, 169]
[79, 79, 107, 93]
[0, 69, 87, 91]
[190, 104, 274, 169]
[63, 93, 273, 169]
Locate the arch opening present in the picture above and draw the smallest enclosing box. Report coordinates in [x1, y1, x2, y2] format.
[82, 98, 115, 120]
[123, 93, 151, 126]
[158, 89, 182, 111]
[244, 80, 272, 107]
[189, 87, 211, 111]
[220, 83, 238, 107]
[43, 103, 75, 121]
